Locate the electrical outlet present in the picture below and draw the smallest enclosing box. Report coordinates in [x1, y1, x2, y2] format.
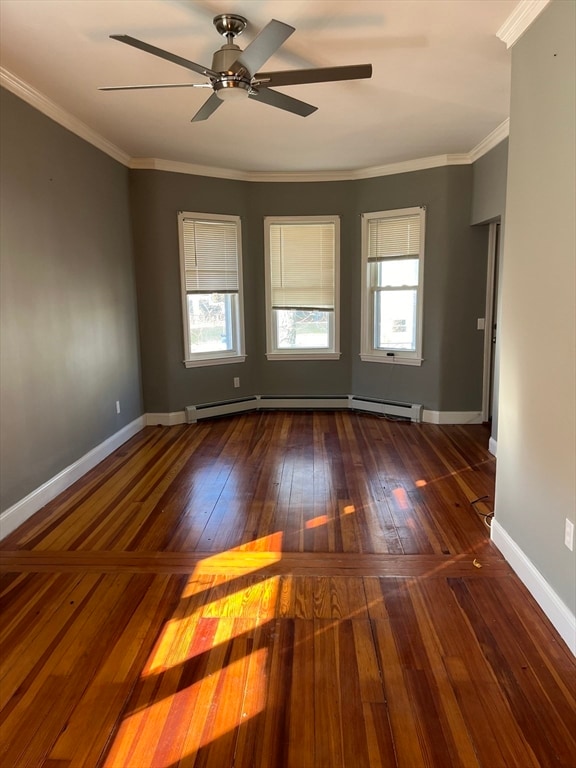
[565, 519, 574, 551]
[233, 377, 240, 388]
[116, 400, 121, 415]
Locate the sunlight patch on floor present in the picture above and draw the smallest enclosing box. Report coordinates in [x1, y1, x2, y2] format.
[104, 645, 269, 767]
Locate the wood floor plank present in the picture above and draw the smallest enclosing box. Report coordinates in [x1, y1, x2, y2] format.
[407, 581, 482, 768]
[371, 617, 428, 767]
[313, 618, 345, 768]
[338, 619, 372, 768]
[0, 414, 574, 768]
[362, 702, 397, 768]
[0, 573, 102, 708]
[46, 574, 181, 767]
[285, 618, 316, 768]
[0, 549, 512, 578]
[253, 618, 295, 768]
[456, 577, 576, 767]
[443, 655, 536, 768]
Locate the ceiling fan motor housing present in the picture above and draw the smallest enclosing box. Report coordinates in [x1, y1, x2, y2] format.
[211, 43, 253, 100]
[211, 43, 243, 74]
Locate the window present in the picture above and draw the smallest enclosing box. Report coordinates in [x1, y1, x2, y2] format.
[264, 216, 340, 359]
[178, 212, 245, 367]
[360, 206, 425, 365]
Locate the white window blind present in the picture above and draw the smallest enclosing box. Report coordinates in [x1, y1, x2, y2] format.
[181, 217, 239, 293]
[269, 221, 335, 310]
[367, 213, 421, 262]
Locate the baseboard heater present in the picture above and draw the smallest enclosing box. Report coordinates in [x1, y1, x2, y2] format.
[186, 395, 422, 423]
[258, 395, 350, 411]
[186, 397, 260, 423]
[349, 396, 423, 422]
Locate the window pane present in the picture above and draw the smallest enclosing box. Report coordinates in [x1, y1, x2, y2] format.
[376, 258, 418, 287]
[275, 309, 330, 349]
[187, 293, 234, 354]
[375, 289, 417, 350]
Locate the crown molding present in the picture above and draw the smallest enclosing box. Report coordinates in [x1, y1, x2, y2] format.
[130, 153, 475, 183]
[129, 148, 499, 182]
[497, 0, 551, 48]
[3, 67, 508, 182]
[349, 153, 471, 181]
[0, 67, 131, 166]
[129, 157, 251, 181]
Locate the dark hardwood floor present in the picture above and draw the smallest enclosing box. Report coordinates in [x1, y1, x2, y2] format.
[1, 411, 575, 767]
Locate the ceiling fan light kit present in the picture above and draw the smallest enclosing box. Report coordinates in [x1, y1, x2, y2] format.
[214, 79, 251, 100]
[101, 12, 372, 122]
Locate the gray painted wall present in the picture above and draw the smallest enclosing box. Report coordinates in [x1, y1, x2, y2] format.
[247, 180, 354, 397]
[0, 89, 143, 513]
[495, 0, 575, 612]
[132, 166, 488, 414]
[471, 139, 508, 225]
[352, 166, 488, 410]
[129, 170, 253, 413]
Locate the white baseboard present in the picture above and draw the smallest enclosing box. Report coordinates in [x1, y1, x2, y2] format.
[146, 411, 187, 426]
[422, 410, 483, 424]
[488, 436, 498, 456]
[491, 520, 576, 655]
[0, 416, 145, 540]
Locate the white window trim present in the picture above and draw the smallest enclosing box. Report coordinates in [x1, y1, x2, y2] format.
[178, 211, 246, 368]
[264, 215, 341, 361]
[265, 352, 342, 361]
[360, 206, 425, 366]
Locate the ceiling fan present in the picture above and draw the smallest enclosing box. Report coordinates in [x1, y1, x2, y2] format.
[100, 13, 372, 122]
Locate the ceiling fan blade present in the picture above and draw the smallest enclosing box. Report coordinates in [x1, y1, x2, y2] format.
[99, 83, 212, 91]
[191, 92, 223, 122]
[254, 63, 372, 88]
[110, 35, 218, 79]
[249, 87, 317, 117]
[233, 19, 295, 75]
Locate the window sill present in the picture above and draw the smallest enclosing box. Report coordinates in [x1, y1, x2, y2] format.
[360, 353, 423, 367]
[266, 352, 341, 361]
[184, 354, 246, 369]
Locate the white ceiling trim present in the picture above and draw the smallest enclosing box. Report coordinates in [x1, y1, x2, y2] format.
[0, 68, 131, 166]
[2, 65, 509, 182]
[129, 154, 475, 182]
[497, 0, 551, 48]
[129, 157, 249, 182]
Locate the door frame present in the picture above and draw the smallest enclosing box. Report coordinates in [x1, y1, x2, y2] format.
[481, 221, 499, 423]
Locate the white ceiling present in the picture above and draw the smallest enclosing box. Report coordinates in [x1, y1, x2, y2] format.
[0, 0, 519, 175]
